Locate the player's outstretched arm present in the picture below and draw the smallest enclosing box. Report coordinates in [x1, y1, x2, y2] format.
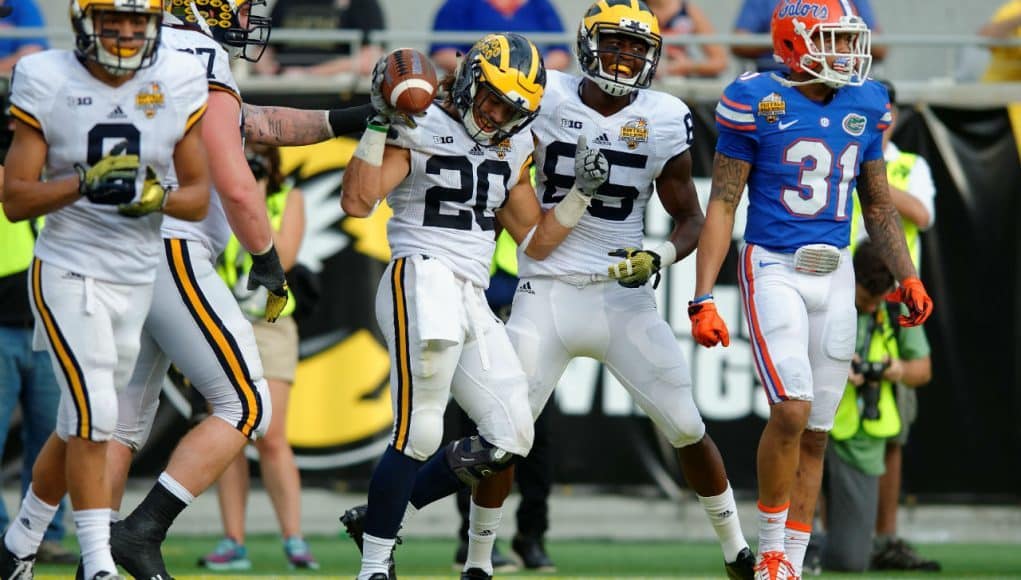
[340, 129, 410, 218]
[2, 120, 81, 221]
[694, 152, 749, 297]
[162, 118, 211, 221]
[242, 103, 374, 146]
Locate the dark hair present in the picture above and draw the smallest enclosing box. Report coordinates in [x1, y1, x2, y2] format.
[245, 142, 283, 194]
[877, 78, 897, 106]
[853, 238, 895, 296]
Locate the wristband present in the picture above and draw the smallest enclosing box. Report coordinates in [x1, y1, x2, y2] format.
[690, 293, 714, 305]
[552, 186, 591, 228]
[653, 241, 677, 267]
[327, 104, 373, 137]
[353, 124, 388, 167]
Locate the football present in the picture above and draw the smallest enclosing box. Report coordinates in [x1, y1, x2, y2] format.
[379, 48, 438, 115]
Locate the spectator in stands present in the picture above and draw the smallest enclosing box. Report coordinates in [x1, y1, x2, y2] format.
[429, 0, 571, 74]
[646, 0, 728, 77]
[979, 0, 1021, 81]
[199, 144, 317, 571]
[253, 0, 383, 77]
[731, 0, 886, 72]
[0, 106, 74, 566]
[0, 0, 48, 75]
[819, 239, 933, 573]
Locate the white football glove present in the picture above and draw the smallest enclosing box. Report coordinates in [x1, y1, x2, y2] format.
[369, 54, 421, 129]
[573, 135, 609, 195]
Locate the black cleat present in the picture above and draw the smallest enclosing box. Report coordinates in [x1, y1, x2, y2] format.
[725, 547, 756, 580]
[871, 537, 941, 572]
[340, 504, 369, 552]
[511, 533, 555, 572]
[109, 519, 174, 580]
[340, 504, 398, 580]
[460, 567, 492, 580]
[0, 533, 35, 580]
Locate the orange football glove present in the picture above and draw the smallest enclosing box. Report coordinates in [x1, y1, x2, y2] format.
[688, 299, 730, 347]
[885, 277, 933, 327]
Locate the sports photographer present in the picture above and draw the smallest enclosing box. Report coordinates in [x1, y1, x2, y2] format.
[819, 239, 933, 572]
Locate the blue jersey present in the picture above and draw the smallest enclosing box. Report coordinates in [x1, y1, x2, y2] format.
[715, 73, 890, 252]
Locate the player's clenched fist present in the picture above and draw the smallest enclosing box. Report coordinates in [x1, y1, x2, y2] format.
[886, 276, 933, 327]
[573, 134, 608, 195]
[607, 247, 662, 288]
[75, 152, 139, 206]
[688, 297, 730, 347]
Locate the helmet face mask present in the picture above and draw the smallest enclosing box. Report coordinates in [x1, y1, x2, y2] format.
[72, 0, 163, 76]
[771, 0, 872, 87]
[165, 0, 271, 62]
[451, 32, 546, 146]
[577, 0, 661, 97]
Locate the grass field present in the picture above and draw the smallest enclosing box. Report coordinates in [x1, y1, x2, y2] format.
[30, 535, 1021, 579]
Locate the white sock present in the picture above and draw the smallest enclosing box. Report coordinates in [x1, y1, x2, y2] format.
[400, 504, 418, 530]
[358, 533, 395, 580]
[75, 508, 116, 579]
[5, 486, 59, 558]
[784, 522, 812, 577]
[697, 482, 749, 562]
[465, 501, 503, 574]
[757, 501, 789, 554]
[158, 471, 195, 505]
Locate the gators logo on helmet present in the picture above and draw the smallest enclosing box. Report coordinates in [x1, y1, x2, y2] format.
[450, 32, 546, 146]
[164, 0, 271, 62]
[71, 0, 163, 76]
[577, 0, 662, 97]
[771, 0, 872, 87]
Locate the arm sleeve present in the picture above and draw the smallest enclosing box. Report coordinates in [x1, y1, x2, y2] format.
[714, 79, 759, 161]
[174, 56, 211, 136]
[8, 55, 52, 133]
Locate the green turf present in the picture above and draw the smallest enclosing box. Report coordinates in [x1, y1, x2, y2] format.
[32, 535, 1021, 578]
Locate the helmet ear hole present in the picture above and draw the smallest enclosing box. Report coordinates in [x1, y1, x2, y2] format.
[783, 40, 795, 51]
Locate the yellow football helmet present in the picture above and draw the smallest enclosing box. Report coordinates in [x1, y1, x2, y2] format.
[71, 0, 163, 76]
[450, 32, 546, 146]
[577, 0, 662, 96]
[164, 0, 271, 62]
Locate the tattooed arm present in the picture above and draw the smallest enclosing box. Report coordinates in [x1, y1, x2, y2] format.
[858, 158, 918, 282]
[242, 103, 373, 146]
[694, 152, 751, 297]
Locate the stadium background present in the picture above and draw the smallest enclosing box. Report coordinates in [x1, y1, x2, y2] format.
[3, 0, 1019, 529]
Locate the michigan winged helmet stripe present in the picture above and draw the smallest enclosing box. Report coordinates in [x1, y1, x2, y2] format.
[474, 32, 544, 113]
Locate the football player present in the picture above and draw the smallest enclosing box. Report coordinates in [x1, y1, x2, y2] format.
[690, 1, 933, 578]
[463, 1, 755, 578]
[0, 0, 210, 578]
[93, 1, 284, 577]
[341, 32, 607, 580]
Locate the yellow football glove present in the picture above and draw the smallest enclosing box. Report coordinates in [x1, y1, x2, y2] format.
[607, 247, 663, 288]
[75, 153, 139, 206]
[118, 166, 168, 218]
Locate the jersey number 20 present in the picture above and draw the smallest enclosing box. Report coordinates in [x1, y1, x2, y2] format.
[423, 155, 510, 231]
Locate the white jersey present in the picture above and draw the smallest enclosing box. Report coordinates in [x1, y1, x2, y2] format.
[9, 49, 207, 285]
[519, 70, 693, 278]
[385, 103, 534, 288]
[158, 26, 241, 255]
